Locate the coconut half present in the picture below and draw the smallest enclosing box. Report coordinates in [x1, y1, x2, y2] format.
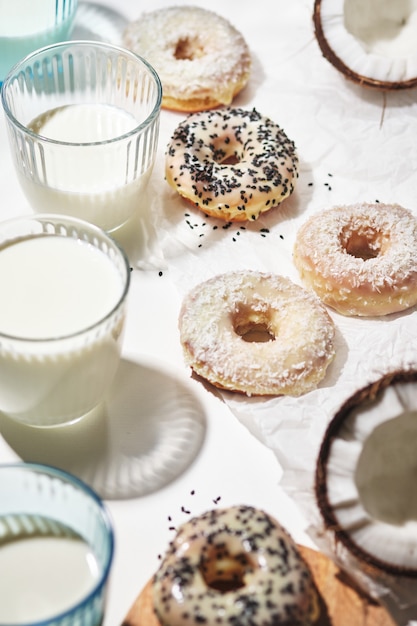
[313, 0, 417, 89]
[316, 370, 417, 577]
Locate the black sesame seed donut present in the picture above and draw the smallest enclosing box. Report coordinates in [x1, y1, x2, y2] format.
[165, 107, 299, 222]
[294, 202, 417, 316]
[150, 505, 320, 626]
[179, 270, 335, 397]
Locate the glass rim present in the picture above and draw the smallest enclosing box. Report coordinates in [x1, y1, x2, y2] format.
[0, 40, 163, 148]
[0, 213, 131, 344]
[0, 461, 114, 626]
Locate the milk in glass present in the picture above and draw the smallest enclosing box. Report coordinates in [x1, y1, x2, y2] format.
[0, 233, 127, 426]
[0, 534, 99, 623]
[21, 103, 150, 232]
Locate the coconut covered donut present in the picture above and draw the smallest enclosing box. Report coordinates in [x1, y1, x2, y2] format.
[166, 107, 299, 222]
[122, 6, 251, 112]
[129, 505, 320, 626]
[293, 202, 417, 317]
[178, 271, 335, 396]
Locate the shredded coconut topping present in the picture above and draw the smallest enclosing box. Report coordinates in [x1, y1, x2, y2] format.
[123, 6, 251, 108]
[179, 270, 335, 396]
[294, 202, 417, 316]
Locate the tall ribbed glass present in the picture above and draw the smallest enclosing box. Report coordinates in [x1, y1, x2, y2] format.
[0, 214, 130, 427]
[1, 41, 162, 232]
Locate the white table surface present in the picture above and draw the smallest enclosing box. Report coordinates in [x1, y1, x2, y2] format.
[2, 0, 417, 624]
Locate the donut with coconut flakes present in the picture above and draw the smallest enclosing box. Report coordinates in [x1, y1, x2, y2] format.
[294, 202, 417, 317]
[178, 270, 335, 396]
[123, 5, 251, 112]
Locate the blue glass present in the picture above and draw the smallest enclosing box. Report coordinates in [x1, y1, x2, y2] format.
[0, 463, 114, 626]
[0, 0, 78, 84]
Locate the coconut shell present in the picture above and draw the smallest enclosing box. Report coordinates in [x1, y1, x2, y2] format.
[316, 369, 417, 577]
[313, 0, 417, 91]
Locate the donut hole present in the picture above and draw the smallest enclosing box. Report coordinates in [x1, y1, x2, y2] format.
[341, 228, 388, 260]
[174, 37, 205, 60]
[210, 136, 241, 165]
[232, 305, 275, 343]
[200, 547, 253, 592]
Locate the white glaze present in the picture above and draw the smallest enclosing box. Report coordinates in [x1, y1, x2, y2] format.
[166, 108, 298, 222]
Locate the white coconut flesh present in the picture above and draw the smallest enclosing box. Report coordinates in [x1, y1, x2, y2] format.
[322, 377, 417, 572]
[315, 0, 417, 87]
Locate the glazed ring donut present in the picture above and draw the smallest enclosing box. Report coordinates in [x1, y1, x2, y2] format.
[122, 6, 251, 112]
[293, 202, 417, 317]
[152, 505, 320, 626]
[166, 107, 299, 222]
[178, 271, 335, 396]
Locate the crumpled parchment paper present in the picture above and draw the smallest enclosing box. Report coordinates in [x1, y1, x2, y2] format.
[129, 0, 417, 618]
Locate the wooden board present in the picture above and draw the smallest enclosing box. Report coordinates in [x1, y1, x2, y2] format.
[299, 546, 395, 626]
[122, 546, 395, 626]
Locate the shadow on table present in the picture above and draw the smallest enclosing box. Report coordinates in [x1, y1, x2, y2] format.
[0, 358, 206, 500]
[72, 1, 128, 45]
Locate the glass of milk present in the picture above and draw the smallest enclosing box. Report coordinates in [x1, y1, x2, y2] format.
[1, 40, 162, 233]
[0, 462, 114, 626]
[0, 0, 78, 84]
[0, 213, 130, 427]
